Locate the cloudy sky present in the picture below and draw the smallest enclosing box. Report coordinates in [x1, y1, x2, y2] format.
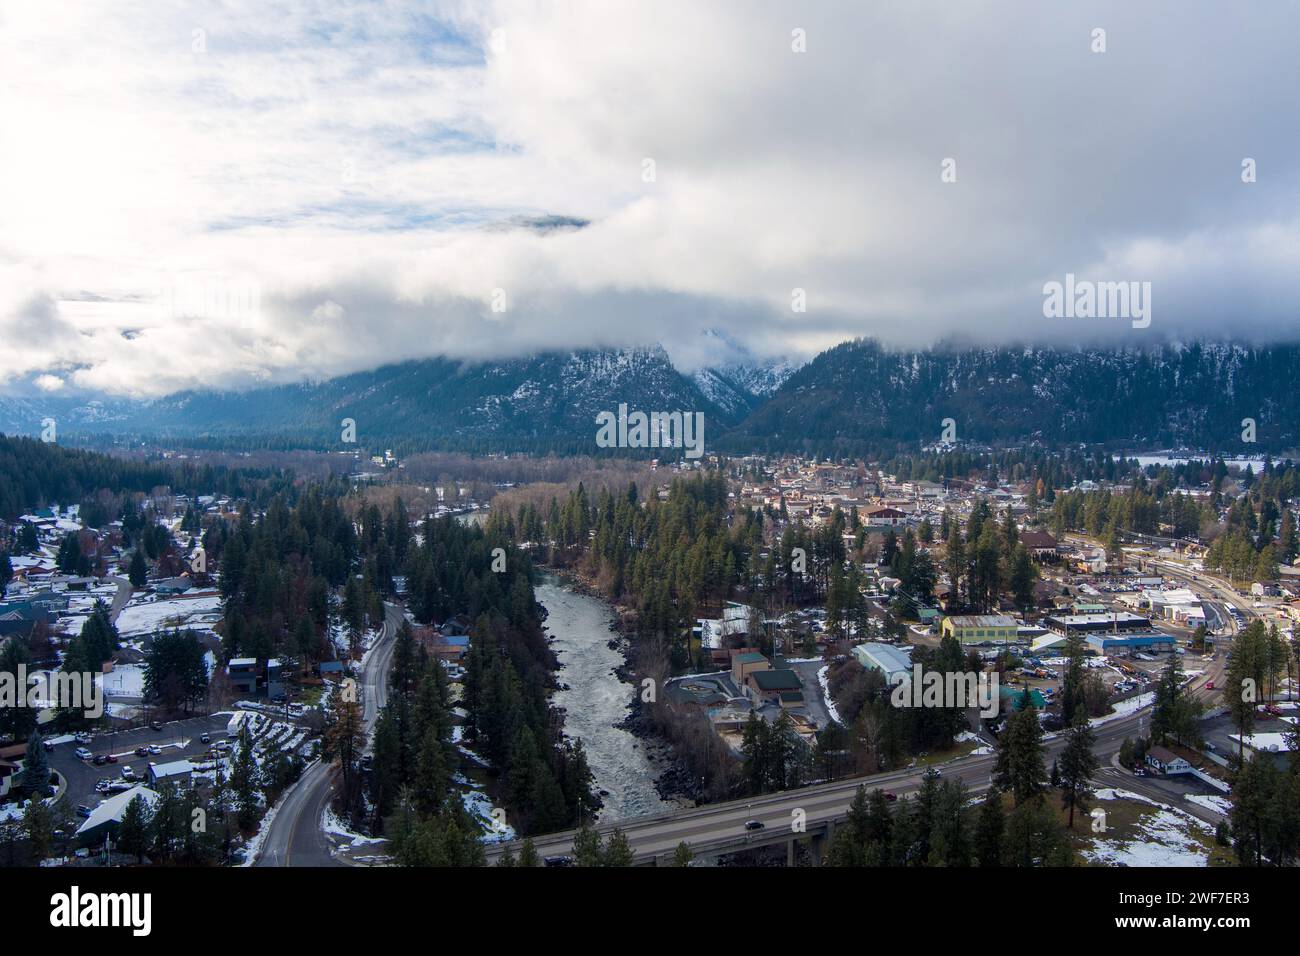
[2, 0, 1300, 397]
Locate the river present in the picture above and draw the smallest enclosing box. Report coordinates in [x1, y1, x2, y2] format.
[535, 573, 674, 822]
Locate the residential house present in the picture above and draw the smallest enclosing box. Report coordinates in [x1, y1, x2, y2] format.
[1145, 746, 1192, 775]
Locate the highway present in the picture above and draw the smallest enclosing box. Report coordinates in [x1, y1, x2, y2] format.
[484, 701, 1161, 864]
[254, 602, 403, 867]
[485, 549, 1239, 866]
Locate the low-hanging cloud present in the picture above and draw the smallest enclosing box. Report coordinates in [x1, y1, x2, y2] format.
[3, 0, 1300, 397]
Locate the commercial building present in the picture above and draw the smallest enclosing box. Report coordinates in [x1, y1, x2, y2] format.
[941, 615, 1019, 645]
[852, 642, 913, 684]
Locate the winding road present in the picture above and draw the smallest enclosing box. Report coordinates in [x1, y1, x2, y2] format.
[254, 602, 403, 867]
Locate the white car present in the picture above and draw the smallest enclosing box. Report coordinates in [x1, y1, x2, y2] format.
[75, 747, 93, 760]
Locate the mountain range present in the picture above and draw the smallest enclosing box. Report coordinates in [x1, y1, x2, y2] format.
[2, 339, 1298, 457]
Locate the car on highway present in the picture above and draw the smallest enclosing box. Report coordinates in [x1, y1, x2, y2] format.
[744, 819, 765, 831]
[75, 747, 93, 761]
[543, 855, 574, 867]
[922, 767, 941, 780]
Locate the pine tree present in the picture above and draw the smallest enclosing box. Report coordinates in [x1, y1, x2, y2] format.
[517, 838, 540, 867]
[23, 799, 54, 862]
[128, 548, 148, 588]
[976, 789, 1005, 866]
[1058, 714, 1099, 828]
[118, 794, 151, 864]
[672, 841, 694, 866]
[572, 821, 603, 866]
[20, 731, 51, 796]
[993, 705, 1047, 806]
[602, 828, 634, 866]
[230, 722, 259, 830]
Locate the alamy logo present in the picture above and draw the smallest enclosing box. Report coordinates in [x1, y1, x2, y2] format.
[50, 887, 151, 936]
[890, 663, 1000, 718]
[0, 666, 102, 719]
[595, 404, 704, 459]
[1042, 272, 1151, 328]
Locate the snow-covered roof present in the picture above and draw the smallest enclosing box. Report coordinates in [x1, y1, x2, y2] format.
[75, 784, 159, 835]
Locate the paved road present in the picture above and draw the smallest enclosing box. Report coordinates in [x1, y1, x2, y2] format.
[485, 695, 1169, 864]
[107, 576, 133, 624]
[255, 602, 403, 867]
[486, 551, 1245, 865]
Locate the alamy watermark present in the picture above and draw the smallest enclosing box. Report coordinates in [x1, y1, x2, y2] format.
[890, 662, 1000, 719]
[0, 666, 103, 719]
[1042, 272, 1151, 328]
[595, 404, 705, 459]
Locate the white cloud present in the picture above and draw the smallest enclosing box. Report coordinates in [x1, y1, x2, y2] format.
[3, 0, 1300, 396]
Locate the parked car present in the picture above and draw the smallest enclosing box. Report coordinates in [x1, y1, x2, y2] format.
[121, 767, 136, 782]
[213, 740, 231, 753]
[75, 747, 93, 761]
[105, 753, 118, 764]
[883, 791, 898, 802]
[199, 732, 211, 744]
[149, 721, 163, 731]
[42, 739, 54, 752]
[75, 804, 94, 819]
[135, 746, 149, 757]
[92, 754, 108, 766]
[147, 744, 162, 755]
[74, 733, 92, 745]
[1205, 681, 1215, 690]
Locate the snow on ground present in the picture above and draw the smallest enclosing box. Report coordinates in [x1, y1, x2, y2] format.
[1091, 691, 1154, 727]
[1185, 794, 1232, 814]
[1085, 787, 1215, 866]
[98, 663, 145, 699]
[954, 731, 994, 755]
[461, 789, 515, 842]
[332, 622, 379, 661]
[115, 593, 222, 639]
[237, 796, 281, 867]
[817, 665, 843, 725]
[323, 806, 386, 848]
[1229, 732, 1294, 752]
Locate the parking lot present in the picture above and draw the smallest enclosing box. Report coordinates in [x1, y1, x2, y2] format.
[48, 713, 234, 816]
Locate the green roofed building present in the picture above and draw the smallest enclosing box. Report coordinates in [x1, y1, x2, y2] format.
[745, 667, 801, 705]
[999, 686, 1047, 712]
